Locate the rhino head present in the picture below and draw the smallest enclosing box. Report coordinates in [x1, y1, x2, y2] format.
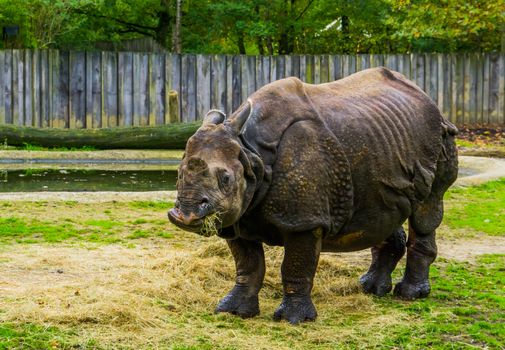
[168, 102, 263, 236]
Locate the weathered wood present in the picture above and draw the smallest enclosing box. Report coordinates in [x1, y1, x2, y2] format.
[69, 51, 85, 129]
[24, 50, 33, 127]
[0, 51, 4, 125]
[1, 51, 505, 128]
[211, 54, 227, 112]
[196, 54, 211, 119]
[153, 54, 166, 125]
[0, 122, 200, 149]
[314, 55, 321, 84]
[32, 50, 40, 127]
[168, 90, 180, 123]
[231, 55, 241, 111]
[455, 55, 465, 125]
[4, 50, 12, 125]
[118, 52, 133, 126]
[482, 54, 491, 124]
[91, 52, 102, 128]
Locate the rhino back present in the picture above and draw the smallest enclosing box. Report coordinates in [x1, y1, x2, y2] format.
[236, 67, 448, 241]
[307, 68, 443, 215]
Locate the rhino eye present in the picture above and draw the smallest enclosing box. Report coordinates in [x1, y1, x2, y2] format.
[217, 170, 232, 191]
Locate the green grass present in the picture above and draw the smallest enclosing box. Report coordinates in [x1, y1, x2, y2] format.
[19, 143, 98, 152]
[0, 323, 98, 350]
[445, 179, 505, 236]
[380, 254, 505, 349]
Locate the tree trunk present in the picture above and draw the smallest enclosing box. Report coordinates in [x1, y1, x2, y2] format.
[237, 32, 246, 54]
[172, 0, 182, 53]
[0, 122, 201, 150]
[155, 0, 172, 48]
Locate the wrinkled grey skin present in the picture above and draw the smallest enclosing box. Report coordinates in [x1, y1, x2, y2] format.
[168, 67, 458, 324]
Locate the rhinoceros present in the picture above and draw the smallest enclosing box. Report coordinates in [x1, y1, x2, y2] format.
[168, 67, 458, 324]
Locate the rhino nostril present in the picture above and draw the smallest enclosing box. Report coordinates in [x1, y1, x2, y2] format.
[201, 196, 209, 205]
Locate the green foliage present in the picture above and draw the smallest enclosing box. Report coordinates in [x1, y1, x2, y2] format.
[445, 179, 505, 236]
[0, 0, 502, 53]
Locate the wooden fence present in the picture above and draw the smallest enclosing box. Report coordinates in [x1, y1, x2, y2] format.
[0, 50, 504, 128]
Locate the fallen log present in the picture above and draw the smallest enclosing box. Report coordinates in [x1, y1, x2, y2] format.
[0, 122, 201, 149]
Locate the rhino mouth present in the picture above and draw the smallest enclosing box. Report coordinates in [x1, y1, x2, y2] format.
[167, 208, 206, 233]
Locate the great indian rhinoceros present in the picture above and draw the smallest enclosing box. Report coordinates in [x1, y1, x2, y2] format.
[168, 67, 458, 324]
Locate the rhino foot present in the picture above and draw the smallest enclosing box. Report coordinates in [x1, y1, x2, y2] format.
[393, 279, 431, 300]
[359, 271, 392, 297]
[273, 295, 317, 324]
[214, 285, 260, 318]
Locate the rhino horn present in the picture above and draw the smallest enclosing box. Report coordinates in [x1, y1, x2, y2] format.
[227, 99, 253, 135]
[203, 109, 226, 125]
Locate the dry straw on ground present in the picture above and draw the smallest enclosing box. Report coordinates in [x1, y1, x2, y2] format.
[0, 237, 412, 349]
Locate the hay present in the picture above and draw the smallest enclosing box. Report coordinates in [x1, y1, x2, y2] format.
[199, 212, 222, 237]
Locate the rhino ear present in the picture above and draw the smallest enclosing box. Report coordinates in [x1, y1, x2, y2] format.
[227, 100, 252, 135]
[203, 109, 226, 125]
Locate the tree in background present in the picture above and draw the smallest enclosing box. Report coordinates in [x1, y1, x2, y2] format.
[0, 0, 503, 53]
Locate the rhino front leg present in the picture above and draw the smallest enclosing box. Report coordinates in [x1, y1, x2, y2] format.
[360, 226, 406, 296]
[215, 237, 265, 318]
[274, 228, 322, 324]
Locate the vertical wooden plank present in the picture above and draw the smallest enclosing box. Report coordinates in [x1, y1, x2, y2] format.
[148, 54, 156, 125]
[255, 55, 265, 90]
[385, 55, 397, 71]
[285, 55, 292, 77]
[50, 50, 59, 127]
[331, 55, 342, 80]
[0, 51, 4, 125]
[132, 53, 141, 126]
[91, 52, 102, 128]
[426, 54, 438, 104]
[276, 55, 286, 80]
[154, 53, 166, 125]
[474, 54, 484, 125]
[104, 52, 118, 127]
[41, 50, 49, 127]
[119, 52, 134, 126]
[231, 55, 241, 111]
[12, 50, 21, 125]
[493, 54, 505, 124]
[164, 53, 172, 124]
[482, 54, 490, 124]
[140, 53, 150, 125]
[4, 50, 12, 124]
[170, 54, 181, 121]
[226, 55, 233, 114]
[211, 54, 227, 112]
[449, 55, 457, 124]
[270, 56, 277, 82]
[24, 50, 33, 127]
[69, 51, 85, 129]
[187, 54, 197, 121]
[359, 54, 370, 72]
[305, 55, 314, 83]
[32, 50, 40, 127]
[299, 55, 307, 82]
[455, 55, 465, 125]
[320, 55, 329, 82]
[463, 54, 472, 124]
[342, 55, 350, 77]
[414, 54, 425, 92]
[401, 54, 411, 79]
[85, 51, 93, 128]
[263, 56, 271, 84]
[348, 55, 356, 75]
[313, 55, 321, 84]
[58, 50, 70, 128]
[243, 55, 256, 98]
[196, 54, 211, 119]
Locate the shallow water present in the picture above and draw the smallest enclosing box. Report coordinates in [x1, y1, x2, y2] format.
[0, 169, 177, 192]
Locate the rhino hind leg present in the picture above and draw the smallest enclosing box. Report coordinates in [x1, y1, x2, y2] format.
[360, 227, 406, 296]
[215, 238, 265, 318]
[394, 143, 457, 300]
